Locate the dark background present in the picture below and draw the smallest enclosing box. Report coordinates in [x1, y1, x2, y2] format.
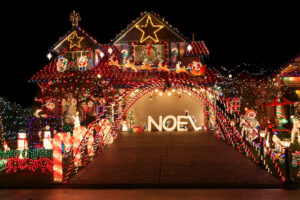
[1, 1, 299, 107]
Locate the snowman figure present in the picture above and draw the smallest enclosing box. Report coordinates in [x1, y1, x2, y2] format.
[122, 121, 128, 132]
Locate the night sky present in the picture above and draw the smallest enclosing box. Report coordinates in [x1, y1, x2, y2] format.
[1, 1, 299, 107]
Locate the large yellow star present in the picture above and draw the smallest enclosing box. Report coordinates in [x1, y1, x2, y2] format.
[136, 15, 164, 43]
[68, 31, 84, 49]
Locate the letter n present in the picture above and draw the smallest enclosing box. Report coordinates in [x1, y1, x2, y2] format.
[148, 116, 162, 131]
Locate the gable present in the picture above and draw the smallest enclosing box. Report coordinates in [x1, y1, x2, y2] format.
[113, 12, 187, 44]
[51, 27, 105, 54]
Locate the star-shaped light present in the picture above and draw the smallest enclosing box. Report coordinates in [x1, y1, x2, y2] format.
[136, 15, 164, 43]
[68, 31, 84, 49]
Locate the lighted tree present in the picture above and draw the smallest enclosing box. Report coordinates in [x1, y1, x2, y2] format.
[128, 110, 134, 128]
[0, 115, 4, 150]
[0, 97, 31, 140]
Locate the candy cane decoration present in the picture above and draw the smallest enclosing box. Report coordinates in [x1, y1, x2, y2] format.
[73, 126, 86, 167]
[87, 129, 94, 157]
[99, 119, 113, 144]
[53, 132, 72, 183]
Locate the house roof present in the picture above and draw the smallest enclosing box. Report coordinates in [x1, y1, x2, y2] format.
[111, 11, 188, 44]
[186, 41, 210, 56]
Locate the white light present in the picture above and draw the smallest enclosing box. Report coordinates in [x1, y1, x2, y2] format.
[229, 74, 232, 78]
[97, 74, 102, 79]
[108, 48, 113, 55]
[100, 52, 105, 58]
[260, 131, 266, 138]
[47, 53, 52, 60]
[159, 92, 163, 96]
[172, 89, 176, 93]
[167, 92, 171, 96]
[187, 44, 192, 52]
[154, 89, 159, 93]
[188, 92, 192, 96]
[282, 139, 291, 148]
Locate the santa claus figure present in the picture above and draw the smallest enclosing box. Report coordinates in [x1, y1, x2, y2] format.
[188, 60, 206, 76]
[77, 56, 88, 71]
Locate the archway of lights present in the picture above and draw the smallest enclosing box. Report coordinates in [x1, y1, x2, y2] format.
[57, 78, 286, 183]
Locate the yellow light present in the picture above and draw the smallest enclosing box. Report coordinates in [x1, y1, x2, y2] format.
[154, 89, 159, 93]
[187, 44, 192, 52]
[159, 91, 163, 96]
[68, 31, 84, 49]
[97, 74, 102, 79]
[167, 92, 171, 96]
[172, 89, 176, 93]
[135, 15, 164, 43]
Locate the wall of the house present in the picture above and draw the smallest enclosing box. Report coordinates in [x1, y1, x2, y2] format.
[127, 91, 205, 130]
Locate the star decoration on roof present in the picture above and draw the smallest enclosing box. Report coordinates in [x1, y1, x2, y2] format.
[136, 15, 164, 43]
[68, 31, 84, 49]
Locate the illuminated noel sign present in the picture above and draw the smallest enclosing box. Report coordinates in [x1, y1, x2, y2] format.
[148, 115, 202, 131]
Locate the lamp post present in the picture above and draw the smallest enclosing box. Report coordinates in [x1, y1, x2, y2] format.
[259, 131, 266, 167]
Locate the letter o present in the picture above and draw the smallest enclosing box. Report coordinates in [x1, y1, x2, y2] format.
[162, 115, 177, 131]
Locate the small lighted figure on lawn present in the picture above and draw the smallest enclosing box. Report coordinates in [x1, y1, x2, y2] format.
[43, 125, 52, 149]
[122, 121, 128, 132]
[291, 117, 300, 145]
[17, 133, 28, 159]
